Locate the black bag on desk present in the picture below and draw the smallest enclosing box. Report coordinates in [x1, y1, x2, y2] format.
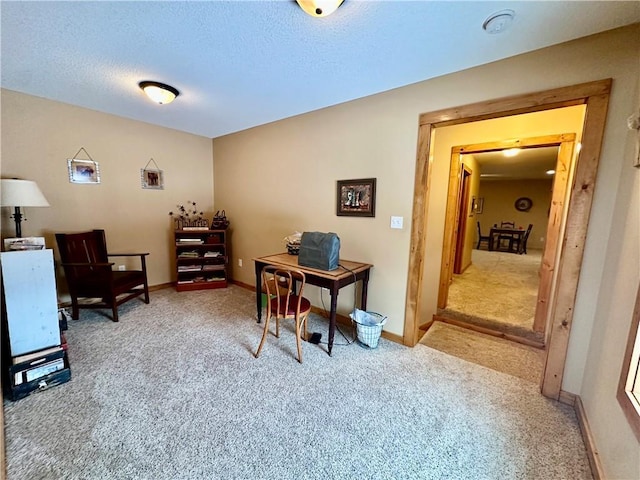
[298, 232, 340, 271]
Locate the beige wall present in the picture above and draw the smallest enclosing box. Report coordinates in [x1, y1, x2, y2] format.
[0, 90, 214, 290]
[213, 25, 639, 479]
[477, 178, 554, 250]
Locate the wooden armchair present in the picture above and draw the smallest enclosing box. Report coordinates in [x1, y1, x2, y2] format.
[55, 229, 149, 322]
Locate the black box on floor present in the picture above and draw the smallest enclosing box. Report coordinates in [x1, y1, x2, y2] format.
[8, 349, 71, 401]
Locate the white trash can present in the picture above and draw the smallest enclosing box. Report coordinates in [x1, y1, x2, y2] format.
[350, 309, 387, 349]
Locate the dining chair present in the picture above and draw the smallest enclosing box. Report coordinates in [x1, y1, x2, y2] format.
[516, 224, 534, 254]
[254, 265, 311, 363]
[55, 229, 150, 321]
[498, 221, 516, 251]
[476, 222, 491, 250]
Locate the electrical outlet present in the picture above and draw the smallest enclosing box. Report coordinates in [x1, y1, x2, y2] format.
[238, 259, 243, 267]
[540, 237, 544, 242]
[118, 265, 125, 271]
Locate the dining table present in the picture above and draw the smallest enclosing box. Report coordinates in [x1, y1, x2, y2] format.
[488, 227, 525, 252]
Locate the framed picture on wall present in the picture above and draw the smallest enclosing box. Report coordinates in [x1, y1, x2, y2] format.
[68, 158, 100, 184]
[141, 168, 164, 190]
[472, 197, 484, 214]
[336, 178, 376, 217]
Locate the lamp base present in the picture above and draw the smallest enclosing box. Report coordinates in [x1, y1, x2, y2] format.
[11, 206, 24, 238]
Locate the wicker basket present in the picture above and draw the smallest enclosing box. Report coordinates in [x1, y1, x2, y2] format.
[350, 310, 387, 349]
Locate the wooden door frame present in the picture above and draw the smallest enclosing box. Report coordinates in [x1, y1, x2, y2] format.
[403, 79, 611, 399]
[437, 133, 576, 337]
[453, 165, 472, 275]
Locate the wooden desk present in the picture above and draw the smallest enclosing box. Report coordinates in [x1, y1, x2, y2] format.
[489, 228, 525, 252]
[253, 253, 373, 356]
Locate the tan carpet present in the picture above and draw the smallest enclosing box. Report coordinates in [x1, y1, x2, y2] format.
[3, 287, 591, 479]
[420, 321, 546, 384]
[439, 248, 543, 343]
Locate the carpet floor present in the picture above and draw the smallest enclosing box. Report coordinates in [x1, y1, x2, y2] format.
[439, 249, 544, 343]
[420, 321, 546, 384]
[4, 286, 592, 479]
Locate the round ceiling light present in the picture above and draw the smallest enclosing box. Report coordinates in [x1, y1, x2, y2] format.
[483, 9, 515, 34]
[296, 0, 344, 18]
[139, 81, 180, 105]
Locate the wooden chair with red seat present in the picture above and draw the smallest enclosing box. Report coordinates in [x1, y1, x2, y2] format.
[254, 265, 311, 363]
[55, 229, 150, 322]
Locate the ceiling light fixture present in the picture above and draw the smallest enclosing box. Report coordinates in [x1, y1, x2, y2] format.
[502, 148, 521, 158]
[296, 0, 344, 18]
[483, 9, 515, 34]
[139, 81, 180, 105]
[546, 170, 556, 175]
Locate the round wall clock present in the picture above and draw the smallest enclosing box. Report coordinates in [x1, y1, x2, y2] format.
[515, 197, 533, 212]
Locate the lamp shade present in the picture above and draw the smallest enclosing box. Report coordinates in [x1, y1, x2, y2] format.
[1, 179, 50, 207]
[296, 0, 344, 17]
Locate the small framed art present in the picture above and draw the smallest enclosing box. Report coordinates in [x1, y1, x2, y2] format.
[68, 158, 100, 184]
[141, 168, 164, 190]
[472, 197, 484, 214]
[336, 178, 376, 217]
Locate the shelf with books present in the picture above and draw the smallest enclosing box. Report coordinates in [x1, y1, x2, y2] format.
[174, 229, 229, 291]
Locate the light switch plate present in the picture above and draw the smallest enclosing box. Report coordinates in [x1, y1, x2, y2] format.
[390, 216, 403, 229]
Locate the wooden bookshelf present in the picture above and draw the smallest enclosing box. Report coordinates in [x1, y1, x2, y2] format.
[174, 229, 228, 291]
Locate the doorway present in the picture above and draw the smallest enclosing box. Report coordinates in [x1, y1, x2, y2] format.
[437, 134, 576, 346]
[402, 79, 611, 399]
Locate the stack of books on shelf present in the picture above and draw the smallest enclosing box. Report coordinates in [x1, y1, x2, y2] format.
[178, 265, 202, 272]
[204, 251, 221, 257]
[178, 251, 200, 258]
[202, 264, 223, 271]
[177, 238, 204, 245]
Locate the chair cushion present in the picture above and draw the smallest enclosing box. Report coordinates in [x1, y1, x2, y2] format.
[270, 295, 311, 316]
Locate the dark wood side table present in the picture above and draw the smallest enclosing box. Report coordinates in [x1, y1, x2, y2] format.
[253, 253, 373, 356]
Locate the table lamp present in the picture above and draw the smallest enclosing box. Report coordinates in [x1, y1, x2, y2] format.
[0, 178, 50, 237]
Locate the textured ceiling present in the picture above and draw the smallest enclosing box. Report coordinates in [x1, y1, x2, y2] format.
[473, 146, 559, 181]
[1, 1, 639, 138]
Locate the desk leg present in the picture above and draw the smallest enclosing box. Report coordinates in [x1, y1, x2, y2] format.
[328, 286, 339, 356]
[489, 234, 495, 251]
[255, 262, 262, 323]
[361, 271, 370, 310]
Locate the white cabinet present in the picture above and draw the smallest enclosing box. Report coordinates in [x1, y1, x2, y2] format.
[1, 249, 60, 356]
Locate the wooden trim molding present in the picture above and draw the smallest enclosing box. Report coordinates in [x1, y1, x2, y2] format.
[405, 79, 612, 402]
[419, 79, 611, 127]
[617, 281, 640, 442]
[541, 90, 611, 398]
[433, 315, 545, 349]
[574, 394, 604, 480]
[558, 391, 603, 479]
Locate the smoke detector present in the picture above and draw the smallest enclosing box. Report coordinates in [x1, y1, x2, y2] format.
[483, 9, 515, 34]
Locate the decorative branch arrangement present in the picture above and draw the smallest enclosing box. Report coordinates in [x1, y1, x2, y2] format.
[169, 201, 209, 229]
